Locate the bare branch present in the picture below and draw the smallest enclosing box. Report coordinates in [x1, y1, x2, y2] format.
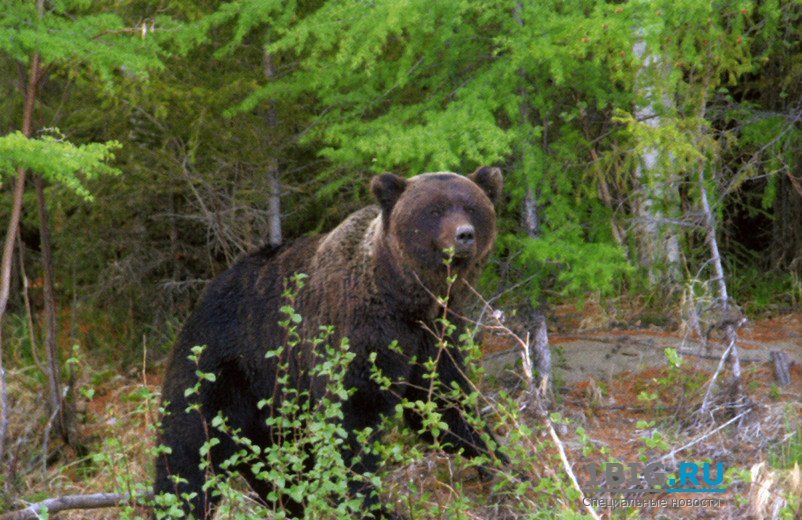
[700, 336, 735, 416]
[0, 492, 152, 520]
[652, 410, 749, 464]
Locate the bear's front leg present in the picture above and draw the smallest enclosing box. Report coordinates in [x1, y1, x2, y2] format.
[153, 400, 221, 519]
[338, 397, 406, 520]
[402, 341, 509, 473]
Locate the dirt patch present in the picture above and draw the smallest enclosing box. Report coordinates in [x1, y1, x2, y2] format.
[483, 314, 802, 386]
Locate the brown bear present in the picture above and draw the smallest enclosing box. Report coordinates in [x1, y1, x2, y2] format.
[154, 167, 507, 519]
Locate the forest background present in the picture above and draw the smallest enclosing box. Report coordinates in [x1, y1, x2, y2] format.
[0, 0, 801, 517]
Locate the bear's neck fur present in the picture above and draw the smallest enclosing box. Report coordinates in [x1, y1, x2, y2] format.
[311, 205, 479, 324]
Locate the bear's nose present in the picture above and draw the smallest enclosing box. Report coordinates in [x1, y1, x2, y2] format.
[455, 224, 475, 248]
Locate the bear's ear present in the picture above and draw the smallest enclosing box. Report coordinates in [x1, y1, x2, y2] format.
[370, 173, 408, 216]
[469, 166, 503, 206]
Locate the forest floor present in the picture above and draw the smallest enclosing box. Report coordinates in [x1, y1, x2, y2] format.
[482, 309, 802, 519]
[4, 311, 801, 518]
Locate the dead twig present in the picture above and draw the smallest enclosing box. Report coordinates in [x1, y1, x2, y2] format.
[463, 283, 552, 399]
[700, 338, 736, 417]
[16, 231, 46, 376]
[41, 405, 59, 479]
[677, 347, 762, 363]
[652, 409, 749, 464]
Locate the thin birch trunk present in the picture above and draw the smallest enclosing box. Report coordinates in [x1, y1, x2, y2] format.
[689, 56, 744, 415]
[632, 38, 681, 285]
[263, 49, 282, 247]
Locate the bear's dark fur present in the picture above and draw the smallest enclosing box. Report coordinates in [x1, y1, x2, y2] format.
[154, 168, 506, 519]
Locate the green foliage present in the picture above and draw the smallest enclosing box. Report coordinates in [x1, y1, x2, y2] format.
[727, 267, 801, 314]
[257, 0, 640, 298]
[0, 0, 164, 79]
[213, 0, 802, 301]
[507, 232, 632, 302]
[0, 0, 164, 188]
[2, 0, 797, 340]
[0, 132, 120, 200]
[152, 277, 369, 518]
[146, 271, 591, 517]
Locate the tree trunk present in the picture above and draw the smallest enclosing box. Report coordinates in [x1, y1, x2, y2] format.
[34, 177, 62, 429]
[593, 162, 625, 247]
[35, 175, 81, 449]
[263, 49, 282, 247]
[771, 167, 802, 271]
[522, 188, 539, 238]
[632, 38, 681, 286]
[267, 162, 281, 247]
[0, 46, 41, 467]
[167, 192, 179, 312]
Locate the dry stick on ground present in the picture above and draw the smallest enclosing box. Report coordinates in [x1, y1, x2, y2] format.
[770, 351, 792, 386]
[651, 409, 749, 465]
[678, 348, 762, 363]
[0, 492, 153, 520]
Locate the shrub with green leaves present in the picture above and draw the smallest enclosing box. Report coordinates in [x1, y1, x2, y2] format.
[147, 268, 594, 519]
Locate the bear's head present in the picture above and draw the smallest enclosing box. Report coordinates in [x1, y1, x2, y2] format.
[371, 167, 503, 284]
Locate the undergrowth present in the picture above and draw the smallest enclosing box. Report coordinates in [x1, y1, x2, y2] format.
[2, 270, 801, 518]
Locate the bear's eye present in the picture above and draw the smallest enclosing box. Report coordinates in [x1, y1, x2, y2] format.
[430, 207, 444, 217]
[464, 206, 478, 216]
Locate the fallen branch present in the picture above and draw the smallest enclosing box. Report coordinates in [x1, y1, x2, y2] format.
[0, 491, 151, 520]
[652, 410, 749, 464]
[700, 339, 735, 416]
[677, 348, 762, 363]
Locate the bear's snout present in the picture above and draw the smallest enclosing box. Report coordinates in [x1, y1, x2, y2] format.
[438, 216, 477, 260]
[454, 224, 476, 256]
